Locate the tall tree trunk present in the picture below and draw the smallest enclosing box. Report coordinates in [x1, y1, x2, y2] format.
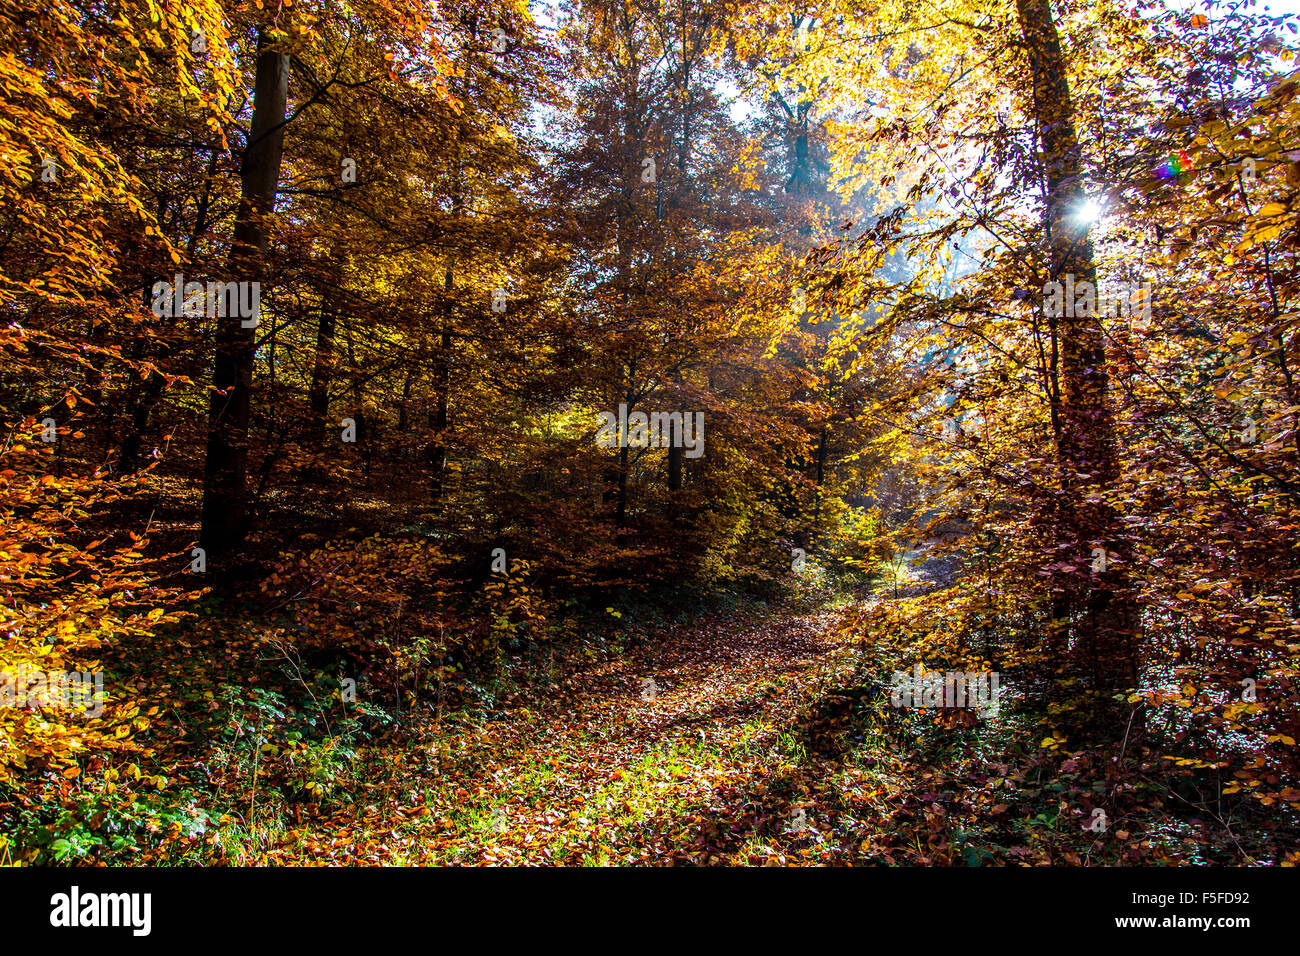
[617, 440, 630, 528]
[665, 26, 691, 510]
[398, 369, 413, 432]
[307, 299, 335, 447]
[617, 385, 635, 529]
[668, 443, 682, 492]
[1016, 0, 1138, 715]
[118, 365, 164, 473]
[199, 32, 289, 560]
[428, 61, 465, 505]
[428, 272, 453, 502]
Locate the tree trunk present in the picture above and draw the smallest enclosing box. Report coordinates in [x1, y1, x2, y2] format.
[199, 32, 289, 560]
[1016, 0, 1138, 715]
[398, 369, 413, 432]
[668, 443, 682, 492]
[617, 439, 630, 528]
[118, 367, 164, 473]
[429, 76, 464, 504]
[307, 299, 335, 447]
[428, 283, 452, 502]
[616, 387, 635, 529]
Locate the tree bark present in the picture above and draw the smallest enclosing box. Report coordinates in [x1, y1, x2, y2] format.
[1016, 0, 1138, 712]
[428, 280, 453, 502]
[199, 32, 289, 560]
[307, 299, 335, 448]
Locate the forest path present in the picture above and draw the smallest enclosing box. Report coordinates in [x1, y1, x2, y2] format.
[294, 597, 872, 865]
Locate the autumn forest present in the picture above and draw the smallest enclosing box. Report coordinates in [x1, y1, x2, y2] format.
[2, 0, 1300, 877]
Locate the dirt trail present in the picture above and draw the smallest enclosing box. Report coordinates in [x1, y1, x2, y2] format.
[296, 599, 863, 865]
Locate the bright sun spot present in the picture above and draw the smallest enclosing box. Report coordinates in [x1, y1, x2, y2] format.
[1072, 198, 1105, 227]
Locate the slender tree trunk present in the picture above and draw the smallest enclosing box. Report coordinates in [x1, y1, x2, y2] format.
[665, 34, 692, 510]
[307, 299, 335, 447]
[398, 369, 413, 431]
[118, 367, 164, 472]
[1016, 0, 1138, 714]
[428, 68, 464, 504]
[668, 443, 682, 491]
[617, 440, 630, 528]
[199, 32, 289, 559]
[428, 280, 453, 501]
[617, 386, 635, 529]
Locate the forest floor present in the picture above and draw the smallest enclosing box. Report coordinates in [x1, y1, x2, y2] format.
[62, 546, 1274, 867]
[218, 556, 1271, 867]
[267, 595, 892, 865]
